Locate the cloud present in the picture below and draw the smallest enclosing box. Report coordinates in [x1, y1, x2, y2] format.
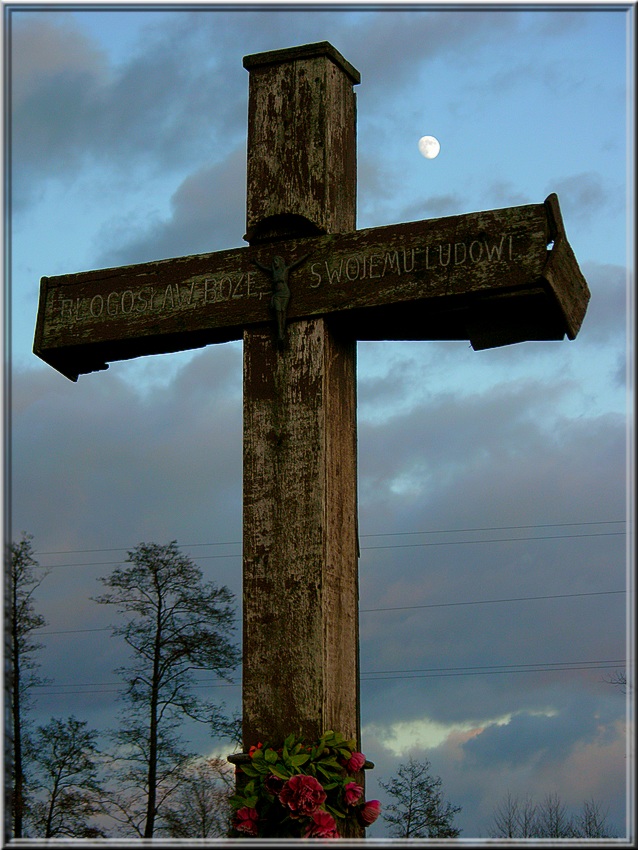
[354, 368, 626, 732]
[463, 698, 600, 767]
[9, 9, 539, 219]
[577, 261, 628, 345]
[361, 695, 626, 837]
[10, 15, 109, 210]
[10, 14, 107, 104]
[94, 146, 247, 267]
[11, 344, 243, 556]
[550, 172, 623, 226]
[344, 9, 521, 96]
[9, 12, 248, 214]
[364, 712, 513, 757]
[397, 193, 465, 223]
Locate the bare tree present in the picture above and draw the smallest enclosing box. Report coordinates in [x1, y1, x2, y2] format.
[380, 756, 461, 838]
[518, 794, 539, 837]
[575, 797, 617, 838]
[488, 792, 618, 838]
[25, 716, 105, 838]
[94, 541, 240, 837]
[160, 756, 234, 837]
[6, 533, 49, 838]
[603, 670, 628, 693]
[535, 791, 575, 838]
[490, 791, 537, 838]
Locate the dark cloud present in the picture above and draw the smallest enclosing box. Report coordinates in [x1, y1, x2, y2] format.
[13, 333, 625, 748]
[94, 146, 247, 267]
[344, 9, 522, 96]
[9, 11, 247, 213]
[577, 261, 628, 345]
[361, 686, 626, 837]
[398, 193, 465, 223]
[353, 359, 626, 737]
[462, 692, 621, 768]
[550, 172, 623, 226]
[12, 346, 627, 839]
[11, 345, 243, 556]
[9, 8, 536, 218]
[10, 15, 109, 210]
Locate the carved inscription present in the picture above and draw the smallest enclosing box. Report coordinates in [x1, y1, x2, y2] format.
[34, 197, 589, 381]
[309, 234, 513, 288]
[54, 271, 265, 324]
[53, 233, 516, 325]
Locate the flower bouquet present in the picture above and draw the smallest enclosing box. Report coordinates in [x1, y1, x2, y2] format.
[230, 730, 380, 838]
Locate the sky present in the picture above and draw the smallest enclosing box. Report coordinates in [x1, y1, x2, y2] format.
[4, 1, 635, 840]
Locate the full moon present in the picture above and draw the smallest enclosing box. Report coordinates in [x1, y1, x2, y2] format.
[418, 135, 441, 159]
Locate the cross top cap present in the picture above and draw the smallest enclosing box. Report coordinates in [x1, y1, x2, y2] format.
[243, 41, 361, 85]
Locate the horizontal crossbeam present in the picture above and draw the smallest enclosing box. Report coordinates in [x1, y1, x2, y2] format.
[33, 194, 588, 381]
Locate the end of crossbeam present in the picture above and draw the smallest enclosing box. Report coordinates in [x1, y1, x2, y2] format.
[542, 192, 591, 341]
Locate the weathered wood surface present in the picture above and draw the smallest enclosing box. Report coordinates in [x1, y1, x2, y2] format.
[243, 41, 359, 243]
[33, 197, 589, 380]
[241, 42, 360, 753]
[241, 44, 364, 838]
[242, 320, 359, 746]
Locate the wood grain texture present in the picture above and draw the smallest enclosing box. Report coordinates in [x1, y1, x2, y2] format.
[243, 42, 358, 242]
[241, 45, 361, 775]
[242, 320, 359, 745]
[33, 200, 589, 380]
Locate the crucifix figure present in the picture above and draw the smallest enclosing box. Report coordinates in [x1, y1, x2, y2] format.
[33, 42, 590, 838]
[252, 253, 310, 346]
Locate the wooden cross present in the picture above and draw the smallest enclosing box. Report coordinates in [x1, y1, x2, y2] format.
[33, 41, 590, 834]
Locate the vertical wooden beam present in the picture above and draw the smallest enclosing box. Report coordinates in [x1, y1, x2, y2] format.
[243, 42, 359, 242]
[242, 322, 359, 745]
[241, 44, 362, 774]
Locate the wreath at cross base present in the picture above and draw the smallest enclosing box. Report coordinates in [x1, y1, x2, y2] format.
[230, 730, 380, 838]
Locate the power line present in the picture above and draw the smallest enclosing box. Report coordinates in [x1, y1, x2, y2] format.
[362, 659, 626, 677]
[362, 520, 626, 537]
[33, 520, 626, 557]
[38, 626, 111, 635]
[32, 658, 626, 696]
[35, 530, 626, 570]
[361, 531, 625, 553]
[360, 663, 625, 682]
[361, 589, 625, 613]
[37, 588, 626, 635]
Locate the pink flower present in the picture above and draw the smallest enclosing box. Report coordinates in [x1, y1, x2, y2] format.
[304, 809, 339, 838]
[345, 751, 366, 773]
[344, 781, 364, 806]
[358, 799, 381, 826]
[235, 806, 259, 836]
[279, 774, 327, 818]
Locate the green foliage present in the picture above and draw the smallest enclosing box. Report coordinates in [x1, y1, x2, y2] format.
[229, 731, 379, 838]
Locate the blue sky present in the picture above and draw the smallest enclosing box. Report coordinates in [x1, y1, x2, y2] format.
[5, 2, 634, 840]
